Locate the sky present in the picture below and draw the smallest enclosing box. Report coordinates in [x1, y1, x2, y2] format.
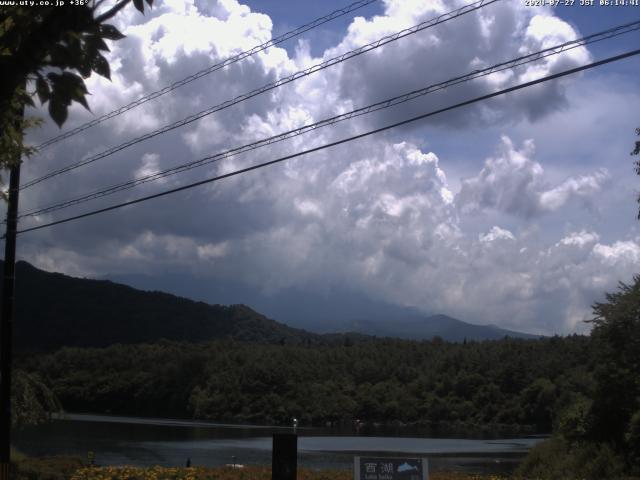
[11, 0, 640, 335]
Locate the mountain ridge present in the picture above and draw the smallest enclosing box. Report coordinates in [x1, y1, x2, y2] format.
[305, 313, 539, 341]
[4, 260, 324, 352]
[106, 271, 540, 340]
[2, 260, 538, 352]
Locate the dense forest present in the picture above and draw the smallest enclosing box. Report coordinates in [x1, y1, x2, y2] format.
[22, 335, 592, 432]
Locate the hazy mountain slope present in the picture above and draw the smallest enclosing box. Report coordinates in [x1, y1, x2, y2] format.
[108, 273, 539, 341]
[320, 314, 540, 341]
[106, 272, 428, 328]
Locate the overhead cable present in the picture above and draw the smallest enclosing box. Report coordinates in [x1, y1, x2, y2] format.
[13, 47, 640, 237]
[18, 19, 640, 220]
[22, 0, 501, 190]
[33, 0, 380, 150]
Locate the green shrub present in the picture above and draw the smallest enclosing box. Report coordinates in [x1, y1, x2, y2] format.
[626, 410, 640, 475]
[515, 437, 629, 480]
[10, 456, 84, 480]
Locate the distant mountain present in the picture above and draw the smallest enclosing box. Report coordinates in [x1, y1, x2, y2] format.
[105, 272, 428, 328]
[107, 272, 539, 342]
[1, 261, 538, 352]
[2, 261, 326, 352]
[310, 314, 540, 341]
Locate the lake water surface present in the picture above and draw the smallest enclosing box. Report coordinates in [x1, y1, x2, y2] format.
[14, 414, 544, 475]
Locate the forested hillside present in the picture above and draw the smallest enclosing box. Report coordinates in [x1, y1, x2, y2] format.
[23, 335, 592, 432]
[4, 261, 324, 351]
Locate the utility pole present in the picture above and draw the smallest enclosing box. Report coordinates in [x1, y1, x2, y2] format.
[0, 162, 21, 480]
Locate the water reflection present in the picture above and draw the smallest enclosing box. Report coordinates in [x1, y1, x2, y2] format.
[14, 413, 544, 475]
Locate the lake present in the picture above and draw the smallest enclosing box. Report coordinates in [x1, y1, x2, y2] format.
[14, 414, 544, 475]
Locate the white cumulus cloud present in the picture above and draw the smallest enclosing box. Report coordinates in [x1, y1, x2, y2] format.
[456, 136, 609, 218]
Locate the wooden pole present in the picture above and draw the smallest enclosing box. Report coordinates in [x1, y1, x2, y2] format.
[272, 433, 297, 480]
[0, 162, 21, 480]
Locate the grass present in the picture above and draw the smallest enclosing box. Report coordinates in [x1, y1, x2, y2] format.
[68, 466, 505, 480]
[9, 447, 27, 462]
[9, 458, 506, 480]
[10, 454, 85, 480]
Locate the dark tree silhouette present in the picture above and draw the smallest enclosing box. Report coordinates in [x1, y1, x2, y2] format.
[632, 128, 640, 218]
[0, 0, 153, 187]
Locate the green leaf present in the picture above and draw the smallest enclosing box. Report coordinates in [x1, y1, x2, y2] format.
[46, 72, 61, 82]
[0, 17, 15, 37]
[75, 93, 90, 111]
[48, 98, 68, 127]
[66, 36, 84, 67]
[58, 73, 91, 111]
[100, 24, 125, 41]
[133, 0, 144, 13]
[91, 53, 110, 80]
[77, 58, 92, 78]
[87, 35, 110, 52]
[35, 76, 50, 104]
[48, 45, 72, 67]
[48, 72, 85, 105]
[61, 71, 87, 93]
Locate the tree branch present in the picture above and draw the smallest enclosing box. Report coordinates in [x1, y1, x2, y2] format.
[95, 0, 130, 23]
[92, 0, 110, 12]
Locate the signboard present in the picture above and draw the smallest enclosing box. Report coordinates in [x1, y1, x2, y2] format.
[354, 456, 428, 480]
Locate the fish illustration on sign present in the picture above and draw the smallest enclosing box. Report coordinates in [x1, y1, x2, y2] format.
[397, 462, 419, 473]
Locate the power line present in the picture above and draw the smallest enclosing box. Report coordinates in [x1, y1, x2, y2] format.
[33, 0, 380, 151]
[24, 0, 497, 188]
[13, 48, 640, 237]
[21, 0, 500, 190]
[18, 19, 640, 220]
